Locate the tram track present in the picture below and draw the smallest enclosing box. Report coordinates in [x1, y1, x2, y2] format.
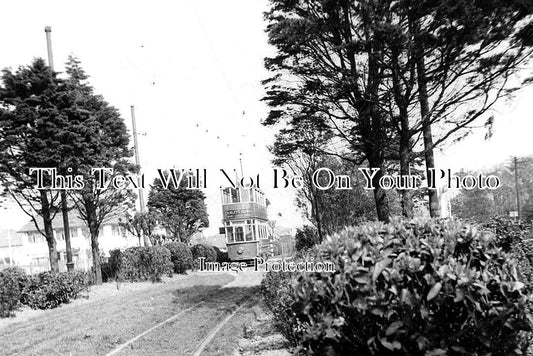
[0, 273, 262, 356]
[0, 274, 240, 355]
[109, 286, 259, 355]
[1, 273, 213, 346]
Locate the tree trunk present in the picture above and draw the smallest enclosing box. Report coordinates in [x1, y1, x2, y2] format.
[365, 142, 390, 222]
[391, 46, 414, 219]
[40, 190, 59, 273]
[369, 161, 391, 223]
[311, 187, 325, 242]
[366, 38, 390, 222]
[142, 234, 150, 247]
[399, 114, 414, 219]
[61, 191, 74, 271]
[86, 200, 102, 285]
[416, 56, 440, 218]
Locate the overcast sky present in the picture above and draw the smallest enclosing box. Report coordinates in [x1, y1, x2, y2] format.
[0, 0, 532, 233]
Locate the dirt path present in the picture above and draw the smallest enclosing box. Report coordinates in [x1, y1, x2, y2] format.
[0, 271, 264, 355]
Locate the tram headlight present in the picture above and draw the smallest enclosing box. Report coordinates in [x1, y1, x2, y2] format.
[237, 247, 244, 255]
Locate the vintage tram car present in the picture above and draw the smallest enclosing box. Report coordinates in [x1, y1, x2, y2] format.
[220, 186, 272, 261]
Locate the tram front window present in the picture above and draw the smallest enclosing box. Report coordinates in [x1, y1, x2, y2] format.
[245, 225, 254, 241]
[226, 227, 235, 243]
[235, 226, 244, 242]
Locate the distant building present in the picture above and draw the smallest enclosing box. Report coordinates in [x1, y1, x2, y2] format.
[0, 229, 23, 269]
[0, 210, 139, 273]
[272, 226, 295, 257]
[204, 233, 227, 250]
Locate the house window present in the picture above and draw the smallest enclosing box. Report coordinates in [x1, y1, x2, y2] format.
[28, 232, 45, 244]
[55, 229, 65, 241]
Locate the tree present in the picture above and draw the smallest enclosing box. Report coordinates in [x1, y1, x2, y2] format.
[148, 173, 209, 243]
[263, 0, 532, 221]
[0, 59, 66, 272]
[62, 56, 135, 284]
[451, 188, 496, 223]
[404, 0, 533, 216]
[277, 148, 376, 237]
[263, 0, 399, 222]
[451, 157, 533, 222]
[119, 211, 158, 246]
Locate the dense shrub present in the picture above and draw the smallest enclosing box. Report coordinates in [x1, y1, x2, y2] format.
[0, 267, 27, 317]
[120, 246, 173, 282]
[295, 226, 320, 251]
[191, 244, 217, 268]
[270, 219, 532, 355]
[212, 246, 229, 263]
[101, 249, 123, 282]
[483, 216, 532, 251]
[2, 266, 28, 292]
[261, 270, 300, 345]
[164, 242, 193, 274]
[21, 270, 90, 310]
[486, 218, 533, 352]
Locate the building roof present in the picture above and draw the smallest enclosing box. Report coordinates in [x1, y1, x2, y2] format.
[18, 209, 126, 233]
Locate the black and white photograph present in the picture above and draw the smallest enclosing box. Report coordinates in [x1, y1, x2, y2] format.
[1, 0, 533, 355]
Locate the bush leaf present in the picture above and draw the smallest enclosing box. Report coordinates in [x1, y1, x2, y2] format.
[427, 282, 442, 301]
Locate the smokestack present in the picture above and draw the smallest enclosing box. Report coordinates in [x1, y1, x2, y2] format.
[44, 26, 54, 70]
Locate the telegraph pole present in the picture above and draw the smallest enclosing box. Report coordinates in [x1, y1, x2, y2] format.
[514, 156, 521, 220]
[130, 106, 150, 247]
[130, 105, 145, 214]
[45, 26, 74, 271]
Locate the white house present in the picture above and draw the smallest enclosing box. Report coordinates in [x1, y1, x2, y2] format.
[2, 210, 139, 273]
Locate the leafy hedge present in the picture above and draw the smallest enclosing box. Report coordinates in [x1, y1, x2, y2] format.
[20, 271, 90, 310]
[483, 216, 532, 251]
[101, 249, 123, 282]
[0, 267, 27, 317]
[191, 244, 217, 268]
[212, 246, 229, 263]
[295, 226, 320, 251]
[164, 242, 193, 274]
[261, 270, 299, 345]
[264, 219, 533, 355]
[120, 246, 173, 282]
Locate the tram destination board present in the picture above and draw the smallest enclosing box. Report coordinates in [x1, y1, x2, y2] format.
[222, 203, 267, 220]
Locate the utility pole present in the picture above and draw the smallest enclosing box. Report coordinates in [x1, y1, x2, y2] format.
[130, 105, 145, 214]
[130, 106, 149, 247]
[45, 26, 74, 271]
[7, 229, 13, 266]
[514, 156, 521, 221]
[239, 153, 244, 177]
